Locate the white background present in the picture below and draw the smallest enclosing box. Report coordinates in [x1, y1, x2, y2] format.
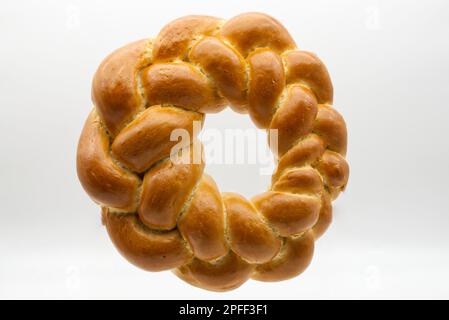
[1, 0, 449, 299]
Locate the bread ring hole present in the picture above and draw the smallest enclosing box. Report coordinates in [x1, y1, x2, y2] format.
[199, 108, 276, 197]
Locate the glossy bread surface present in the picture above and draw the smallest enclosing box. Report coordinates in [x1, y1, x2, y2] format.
[77, 12, 349, 291]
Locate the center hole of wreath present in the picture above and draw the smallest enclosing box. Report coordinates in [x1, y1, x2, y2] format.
[199, 108, 276, 198]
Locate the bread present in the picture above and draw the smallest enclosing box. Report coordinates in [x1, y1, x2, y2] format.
[77, 12, 349, 291]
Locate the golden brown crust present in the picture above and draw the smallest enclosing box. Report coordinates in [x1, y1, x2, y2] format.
[316, 150, 349, 190]
[247, 49, 285, 128]
[178, 174, 228, 261]
[92, 39, 149, 136]
[269, 85, 318, 156]
[252, 192, 320, 237]
[112, 106, 203, 173]
[77, 111, 140, 211]
[312, 191, 332, 239]
[284, 50, 333, 104]
[219, 12, 296, 56]
[272, 134, 326, 183]
[78, 12, 349, 291]
[138, 144, 205, 230]
[272, 167, 323, 195]
[153, 15, 223, 62]
[252, 231, 314, 281]
[223, 192, 281, 264]
[104, 209, 193, 271]
[189, 37, 248, 113]
[174, 251, 254, 291]
[314, 105, 347, 155]
[141, 63, 226, 113]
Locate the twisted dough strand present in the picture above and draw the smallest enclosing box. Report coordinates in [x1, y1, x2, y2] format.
[77, 12, 349, 291]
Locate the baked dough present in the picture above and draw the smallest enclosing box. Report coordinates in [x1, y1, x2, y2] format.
[77, 12, 349, 291]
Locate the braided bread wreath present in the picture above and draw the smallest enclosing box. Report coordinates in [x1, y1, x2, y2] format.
[76, 12, 349, 291]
